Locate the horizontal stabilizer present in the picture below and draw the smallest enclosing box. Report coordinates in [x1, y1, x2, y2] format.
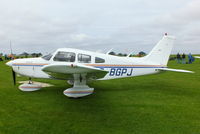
[157, 68, 194, 73]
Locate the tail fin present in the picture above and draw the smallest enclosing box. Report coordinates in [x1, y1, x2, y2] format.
[143, 35, 175, 65]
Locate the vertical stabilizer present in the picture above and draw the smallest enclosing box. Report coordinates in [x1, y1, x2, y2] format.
[143, 35, 175, 65]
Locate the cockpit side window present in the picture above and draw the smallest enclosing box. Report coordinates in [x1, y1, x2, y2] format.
[53, 51, 75, 62]
[42, 53, 53, 61]
[95, 57, 105, 63]
[78, 54, 91, 63]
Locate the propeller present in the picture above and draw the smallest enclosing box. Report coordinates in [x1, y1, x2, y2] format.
[12, 69, 16, 85]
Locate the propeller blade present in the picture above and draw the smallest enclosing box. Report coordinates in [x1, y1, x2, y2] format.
[12, 69, 16, 85]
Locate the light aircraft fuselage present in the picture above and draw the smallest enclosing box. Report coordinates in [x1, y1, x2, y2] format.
[6, 35, 193, 98]
[8, 48, 165, 80]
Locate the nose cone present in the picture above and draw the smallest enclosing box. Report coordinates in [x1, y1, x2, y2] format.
[6, 60, 14, 67]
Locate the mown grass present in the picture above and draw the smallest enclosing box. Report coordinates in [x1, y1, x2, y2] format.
[0, 59, 200, 134]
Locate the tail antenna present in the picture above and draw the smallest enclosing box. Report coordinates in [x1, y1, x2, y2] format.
[10, 40, 13, 55]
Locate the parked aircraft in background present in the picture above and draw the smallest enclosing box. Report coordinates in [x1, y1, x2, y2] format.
[6, 34, 193, 98]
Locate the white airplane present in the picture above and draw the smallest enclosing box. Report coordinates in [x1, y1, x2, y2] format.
[6, 34, 193, 98]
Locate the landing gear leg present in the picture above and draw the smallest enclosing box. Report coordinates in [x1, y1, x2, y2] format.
[63, 74, 94, 98]
[28, 77, 33, 84]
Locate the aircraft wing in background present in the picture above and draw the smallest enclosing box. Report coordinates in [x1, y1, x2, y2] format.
[194, 56, 200, 59]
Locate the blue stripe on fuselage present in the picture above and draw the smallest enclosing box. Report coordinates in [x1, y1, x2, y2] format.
[94, 66, 166, 69]
[12, 64, 44, 67]
[12, 64, 166, 68]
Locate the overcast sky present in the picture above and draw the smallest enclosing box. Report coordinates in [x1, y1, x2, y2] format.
[0, 0, 200, 54]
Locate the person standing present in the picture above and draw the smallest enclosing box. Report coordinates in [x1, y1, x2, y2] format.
[188, 53, 195, 64]
[176, 53, 181, 64]
[182, 53, 186, 64]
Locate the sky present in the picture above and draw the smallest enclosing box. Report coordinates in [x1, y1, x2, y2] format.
[0, 0, 200, 55]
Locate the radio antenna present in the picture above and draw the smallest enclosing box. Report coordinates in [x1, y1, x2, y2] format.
[10, 40, 13, 54]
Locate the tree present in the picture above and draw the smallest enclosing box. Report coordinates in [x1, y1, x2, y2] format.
[19, 52, 29, 58]
[109, 51, 116, 55]
[138, 51, 146, 57]
[123, 54, 127, 56]
[118, 53, 123, 56]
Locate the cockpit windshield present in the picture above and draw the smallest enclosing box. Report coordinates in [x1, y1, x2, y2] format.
[42, 53, 53, 61]
[53, 51, 75, 62]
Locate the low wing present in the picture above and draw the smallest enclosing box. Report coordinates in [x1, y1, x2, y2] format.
[41, 63, 108, 80]
[157, 68, 194, 73]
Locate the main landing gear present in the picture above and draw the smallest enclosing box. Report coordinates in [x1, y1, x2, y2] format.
[64, 74, 94, 98]
[19, 78, 42, 91]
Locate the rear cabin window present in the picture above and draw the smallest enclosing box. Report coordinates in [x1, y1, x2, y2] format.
[53, 51, 75, 62]
[78, 54, 91, 63]
[95, 57, 105, 63]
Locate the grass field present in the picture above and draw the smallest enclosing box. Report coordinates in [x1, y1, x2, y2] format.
[0, 59, 200, 134]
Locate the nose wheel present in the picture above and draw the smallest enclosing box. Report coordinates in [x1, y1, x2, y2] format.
[19, 78, 42, 91]
[64, 74, 94, 98]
